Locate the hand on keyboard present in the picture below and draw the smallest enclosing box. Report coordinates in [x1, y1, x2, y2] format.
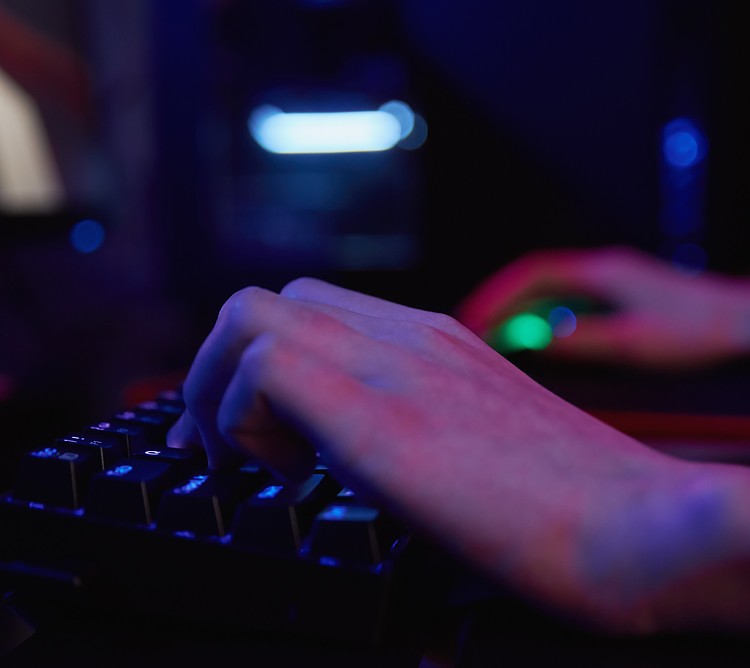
[168, 277, 750, 635]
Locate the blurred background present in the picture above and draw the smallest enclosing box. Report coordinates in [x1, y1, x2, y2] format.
[1, 0, 748, 474]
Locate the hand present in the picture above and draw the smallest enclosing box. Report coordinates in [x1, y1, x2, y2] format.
[168, 277, 750, 633]
[456, 246, 750, 370]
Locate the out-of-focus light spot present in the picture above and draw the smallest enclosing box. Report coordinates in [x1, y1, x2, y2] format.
[548, 306, 577, 338]
[379, 100, 415, 139]
[663, 118, 706, 168]
[491, 313, 552, 353]
[319, 556, 342, 567]
[398, 113, 428, 150]
[249, 105, 402, 154]
[70, 219, 105, 253]
[671, 243, 707, 275]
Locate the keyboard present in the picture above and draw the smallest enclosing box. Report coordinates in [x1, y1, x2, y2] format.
[0, 388, 443, 650]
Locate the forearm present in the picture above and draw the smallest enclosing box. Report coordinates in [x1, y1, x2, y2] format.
[589, 460, 750, 634]
[509, 454, 750, 634]
[394, 401, 750, 634]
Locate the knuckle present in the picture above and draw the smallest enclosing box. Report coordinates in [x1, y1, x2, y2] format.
[218, 286, 269, 327]
[280, 276, 321, 299]
[423, 311, 463, 336]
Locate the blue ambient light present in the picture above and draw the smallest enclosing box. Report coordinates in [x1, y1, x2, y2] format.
[662, 118, 706, 169]
[249, 103, 411, 154]
[70, 219, 105, 253]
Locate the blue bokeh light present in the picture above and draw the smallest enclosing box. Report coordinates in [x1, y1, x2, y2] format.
[70, 219, 106, 253]
[548, 306, 577, 338]
[662, 118, 706, 169]
[379, 100, 415, 139]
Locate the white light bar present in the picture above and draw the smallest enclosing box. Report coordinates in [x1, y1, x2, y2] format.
[249, 104, 405, 154]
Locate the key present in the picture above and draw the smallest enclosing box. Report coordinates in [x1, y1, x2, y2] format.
[112, 409, 177, 444]
[156, 468, 267, 537]
[84, 422, 144, 457]
[301, 504, 400, 567]
[85, 458, 175, 525]
[130, 444, 205, 476]
[55, 433, 125, 469]
[12, 446, 98, 509]
[136, 399, 184, 417]
[230, 473, 340, 554]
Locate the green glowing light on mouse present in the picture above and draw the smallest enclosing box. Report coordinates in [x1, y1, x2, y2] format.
[491, 313, 553, 353]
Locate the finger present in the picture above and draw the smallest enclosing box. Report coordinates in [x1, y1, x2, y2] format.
[183, 287, 424, 469]
[217, 332, 391, 488]
[545, 314, 661, 365]
[166, 410, 203, 450]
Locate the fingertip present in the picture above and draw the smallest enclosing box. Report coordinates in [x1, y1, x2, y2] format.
[166, 411, 203, 450]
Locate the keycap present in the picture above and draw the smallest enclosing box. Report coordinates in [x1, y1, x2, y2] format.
[85, 458, 175, 525]
[130, 444, 205, 476]
[156, 467, 268, 537]
[12, 446, 99, 509]
[301, 504, 400, 567]
[112, 408, 177, 443]
[84, 422, 144, 456]
[55, 433, 126, 469]
[230, 473, 340, 554]
[136, 399, 184, 417]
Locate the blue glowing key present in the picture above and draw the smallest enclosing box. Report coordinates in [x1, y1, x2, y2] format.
[302, 504, 399, 567]
[13, 446, 98, 509]
[230, 474, 340, 553]
[156, 469, 266, 537]
[86, 458, 174, 525]
[258, 485, 284, 499]
[56, 433, 125, 469]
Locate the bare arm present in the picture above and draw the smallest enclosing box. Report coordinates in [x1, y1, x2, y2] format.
[169, 277, 750, 633]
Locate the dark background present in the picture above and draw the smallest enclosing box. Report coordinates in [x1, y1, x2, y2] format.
[1, 0, 748, 480]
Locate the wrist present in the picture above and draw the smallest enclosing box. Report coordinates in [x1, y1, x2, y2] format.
[573, 460, 750, 633]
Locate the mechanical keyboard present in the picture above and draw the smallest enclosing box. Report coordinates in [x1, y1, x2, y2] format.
[0, 388, 442, 649]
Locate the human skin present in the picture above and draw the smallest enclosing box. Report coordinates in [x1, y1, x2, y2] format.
[456, 246, 750, 370]
[168, 277, 750, 634]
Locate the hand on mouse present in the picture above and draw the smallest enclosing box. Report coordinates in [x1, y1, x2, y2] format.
[456, 246, 750, 370]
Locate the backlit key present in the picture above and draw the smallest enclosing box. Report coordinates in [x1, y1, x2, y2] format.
[12, 446, 98, 509]
[302, 504, 400, 567]
[230, 473, 339, 554]
[156, 468, 266, 537]
[85, 458, 174, 525]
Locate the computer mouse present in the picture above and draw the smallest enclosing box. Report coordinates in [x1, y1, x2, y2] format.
[487, 294, 614, 355]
